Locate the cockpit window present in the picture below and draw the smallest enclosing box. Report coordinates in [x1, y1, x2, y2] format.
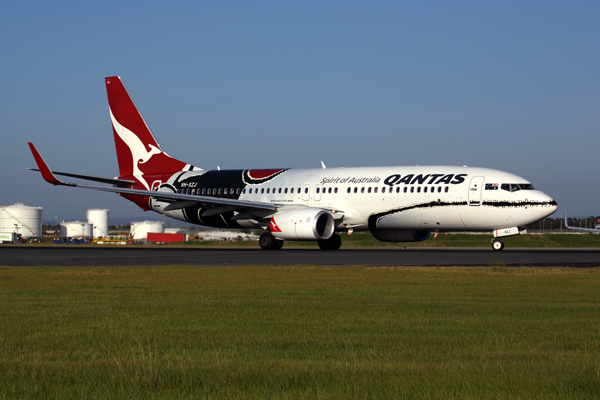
[518, 184, 534, 190]
[501, 183, 535, 192]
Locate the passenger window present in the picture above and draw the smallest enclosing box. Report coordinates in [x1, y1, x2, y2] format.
[445, 187, 449, 193]
[417, 187, 421, 193]
[328, 188, 332, 194]
[382, 187, 385, 193]
[347, 188, 351, 193]
[334, 187, 338, 193]
[224, 189, 228, 195]
[237, 188, 241, 195]
[218, 188, 222, 195]
[261, 188, 264, 194]
[316, 188, 320, 194]
[201, 188, 206, 195]
[278, 188, 282, 194]
[284, 188, 288, 194]
[437, 187, 441, 193]
[361, 187, 365, 193]
[374, 187, 378, 193]
[304, 187, 308, 194]
[267, 188, 270, 194]
[424, 187, 428, 193]
[191, 189, 195, 194]
[410, 187, 414, 193]
[354, 187, 358, 193]
[291, 188, 294, 194]
[396, 187, 400, 193]
[367, 187, 371, 193]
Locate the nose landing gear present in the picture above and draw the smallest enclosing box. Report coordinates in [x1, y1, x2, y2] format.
[491, 238, 505, 251]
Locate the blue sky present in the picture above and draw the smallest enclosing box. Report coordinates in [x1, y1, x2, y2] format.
[2, 1, 599, 221]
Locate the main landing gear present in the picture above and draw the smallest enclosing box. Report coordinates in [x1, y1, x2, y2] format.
[318, 234, 342, 250]
[259, 232, 342, 250]
[491, 238, 505, 251]
[259, 232, 284, 250]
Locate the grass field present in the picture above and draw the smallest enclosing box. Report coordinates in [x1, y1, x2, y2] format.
[1, 265, 599, 399]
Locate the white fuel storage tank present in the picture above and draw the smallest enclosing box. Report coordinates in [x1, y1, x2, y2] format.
[130, 221, 164, 241]
[60, 221, 93, 238]
[0, 203, 43, 238]
[87, 209, 109, 238]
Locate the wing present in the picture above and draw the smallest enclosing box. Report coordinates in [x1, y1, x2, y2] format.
[563, 210, 600, 233]
[28, 143, 277, 215]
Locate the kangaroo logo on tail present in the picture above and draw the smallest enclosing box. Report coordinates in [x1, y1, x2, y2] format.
[110, 110, 162, 189]
[106, 76, 192, 189]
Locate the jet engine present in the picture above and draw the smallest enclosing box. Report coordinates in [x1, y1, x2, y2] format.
[370, 229, 431, 242]
[271, 208, 335, 240]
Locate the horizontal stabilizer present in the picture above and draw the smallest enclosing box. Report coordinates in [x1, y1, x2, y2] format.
[26, 168, 134, 187]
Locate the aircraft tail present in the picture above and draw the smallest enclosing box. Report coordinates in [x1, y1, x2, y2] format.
[105, 76, 192, 187]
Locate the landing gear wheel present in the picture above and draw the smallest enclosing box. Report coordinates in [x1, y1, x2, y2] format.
[259, 232, 276, 250]
[318, 234, 342, 250]
[274, 239, 284, 250]
[492, 239, 504, 251]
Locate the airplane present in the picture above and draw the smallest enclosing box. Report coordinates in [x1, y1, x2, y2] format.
[564, 210, 600, 233]
[28, 76, 558, 251]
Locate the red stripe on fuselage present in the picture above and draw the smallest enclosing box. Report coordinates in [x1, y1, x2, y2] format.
[247, 169, 285, 179]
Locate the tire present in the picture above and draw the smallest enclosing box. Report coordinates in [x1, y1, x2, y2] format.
[259, 232, 276, 250]
[274, 239, 284, 250]
[492, 239, 504, 251]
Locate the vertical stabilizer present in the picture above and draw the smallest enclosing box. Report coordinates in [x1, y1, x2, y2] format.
[105, 76, 191, 189]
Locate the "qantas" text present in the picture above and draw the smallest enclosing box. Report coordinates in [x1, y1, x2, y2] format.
[383, 173, 467, 186]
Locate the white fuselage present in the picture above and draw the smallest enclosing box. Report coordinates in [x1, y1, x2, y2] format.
[156, 165, 557, 232]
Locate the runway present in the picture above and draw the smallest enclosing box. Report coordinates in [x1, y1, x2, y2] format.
[1, 246, 599, 267]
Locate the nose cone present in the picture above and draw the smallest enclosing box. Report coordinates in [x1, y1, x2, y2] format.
[532, 191, 558, 219]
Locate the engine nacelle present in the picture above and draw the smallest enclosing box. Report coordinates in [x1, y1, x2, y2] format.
[370, 229, 431, 242]
[270, 208, 335, 241]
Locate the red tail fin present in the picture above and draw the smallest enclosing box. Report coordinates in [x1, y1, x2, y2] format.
[105, 76, 190, 188]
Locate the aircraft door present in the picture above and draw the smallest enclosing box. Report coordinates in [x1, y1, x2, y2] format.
[302, 184, 311, 201]
[468, 176, 484, 206]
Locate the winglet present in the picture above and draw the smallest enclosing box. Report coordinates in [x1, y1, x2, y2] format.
[28, 143, 74, 186]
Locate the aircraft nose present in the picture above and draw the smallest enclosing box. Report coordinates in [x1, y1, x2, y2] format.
[534, 192, 557, 218]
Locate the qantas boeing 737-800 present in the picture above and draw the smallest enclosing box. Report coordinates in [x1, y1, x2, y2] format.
[28, 76, 557, 250]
